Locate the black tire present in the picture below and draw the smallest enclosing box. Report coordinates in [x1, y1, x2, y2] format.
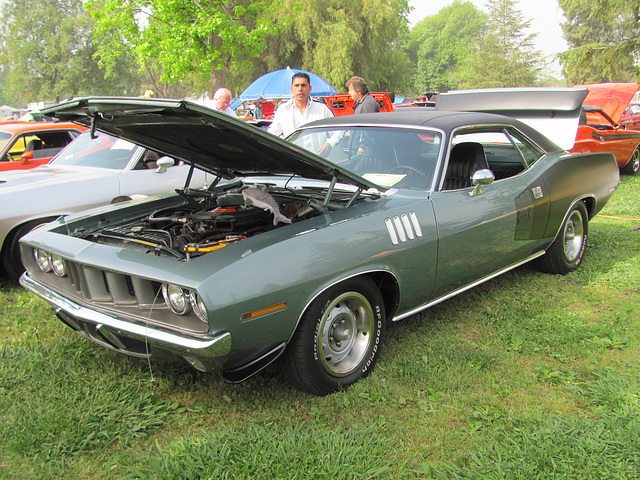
[282, 277, 385, 395]
[621, 148, 640, 176]
[1, 220, 50, 280]
[536, 202, 588, 275]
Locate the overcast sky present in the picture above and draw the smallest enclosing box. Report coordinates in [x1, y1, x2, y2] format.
[407, 0, 568, 77]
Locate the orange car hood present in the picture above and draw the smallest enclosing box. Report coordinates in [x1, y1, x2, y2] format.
[574, 83, 640, 123]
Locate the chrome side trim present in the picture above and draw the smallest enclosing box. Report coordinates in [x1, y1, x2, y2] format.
[20, 273, 231, 358]
[393, 251, 545, 321]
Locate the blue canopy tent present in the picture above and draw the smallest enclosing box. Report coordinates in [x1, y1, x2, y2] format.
[239, 67, 337, 100]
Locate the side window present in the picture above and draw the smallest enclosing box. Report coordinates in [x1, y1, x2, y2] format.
[505, 128, 544, 168]
[445, 129, 528, 188]
[6, 131, 78, 161]
[7, 135, 31, 159]
[31, 131, 78, 159]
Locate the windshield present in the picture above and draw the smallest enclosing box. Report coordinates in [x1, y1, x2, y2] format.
[0, 131, 12, 151]
[51, 132, 140, 169]
[289, 126, 442, 190]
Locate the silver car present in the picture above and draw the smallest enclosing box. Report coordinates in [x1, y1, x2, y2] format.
[1, 131, 213, 278]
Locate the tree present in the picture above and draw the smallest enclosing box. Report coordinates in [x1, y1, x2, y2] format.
[559, 0, 640, 84]
[0, 0, 140, 105]
[87, 0, 274, 97]
[456, 0, 546, 88]
[252, 0, 412, 94]
[407, 1, 488, 94]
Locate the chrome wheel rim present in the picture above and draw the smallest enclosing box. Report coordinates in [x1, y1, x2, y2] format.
[563, 209, 585, 262]
[317, 292, 374, 377]
[631, 150, 640, 174]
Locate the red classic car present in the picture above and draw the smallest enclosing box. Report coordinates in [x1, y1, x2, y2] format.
[571, 83, 640, 175]
[620, 102, 640, 131]
[0, 121, 87, 171]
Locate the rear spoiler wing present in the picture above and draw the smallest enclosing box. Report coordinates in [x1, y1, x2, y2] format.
[436, 88, 588, 150]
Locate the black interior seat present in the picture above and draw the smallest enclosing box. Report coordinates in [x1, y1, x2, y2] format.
[443, 142, 488, 190]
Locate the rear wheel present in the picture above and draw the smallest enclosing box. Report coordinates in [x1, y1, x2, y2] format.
[282, 277, 385, 395]
[622, 148, 640, 176]
[536, 202, 588, 275]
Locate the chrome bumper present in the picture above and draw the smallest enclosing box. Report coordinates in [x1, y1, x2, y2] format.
[20, 273, 232, 371]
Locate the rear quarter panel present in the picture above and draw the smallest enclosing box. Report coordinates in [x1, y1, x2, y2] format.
[540, 151, 619, 239]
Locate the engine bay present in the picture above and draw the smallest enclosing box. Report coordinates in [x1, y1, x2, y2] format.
[81, 182, 362, 260]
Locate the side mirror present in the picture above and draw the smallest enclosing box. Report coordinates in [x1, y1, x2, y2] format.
[20, 151, 34, 162]
[155, 156, 175, 173]
[470, 169, 495, 197]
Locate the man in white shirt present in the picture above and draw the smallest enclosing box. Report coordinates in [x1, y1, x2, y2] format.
[268, 72, 334, 156]
[213, 88, 238, 118]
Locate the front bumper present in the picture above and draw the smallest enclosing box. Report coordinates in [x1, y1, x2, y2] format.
[20, 273, 232, 372]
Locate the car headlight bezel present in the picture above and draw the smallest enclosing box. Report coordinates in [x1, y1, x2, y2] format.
[189, 290, 208, 323]
[51, 254, 67, 277]
[34, 249, 52, 273]
[161, 283, 192, 316]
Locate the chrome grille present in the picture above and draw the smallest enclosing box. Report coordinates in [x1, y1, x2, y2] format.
[24, 249, 208, 334]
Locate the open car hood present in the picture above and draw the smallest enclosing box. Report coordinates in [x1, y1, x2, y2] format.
[574, 83, 640, 123]
[42, 97, 379, 191]
[436, 88, 588, 150]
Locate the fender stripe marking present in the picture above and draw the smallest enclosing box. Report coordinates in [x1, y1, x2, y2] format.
[385, 211, 423, 245]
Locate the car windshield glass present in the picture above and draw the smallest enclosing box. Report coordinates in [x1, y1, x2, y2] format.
[50, 132, 139, 169]
[0, 131, 12, 151]
[289, 126, 442, 190]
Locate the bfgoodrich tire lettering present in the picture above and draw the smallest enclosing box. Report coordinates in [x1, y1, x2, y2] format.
[282, 277, 385, 395]
[536, 202, 588, 275]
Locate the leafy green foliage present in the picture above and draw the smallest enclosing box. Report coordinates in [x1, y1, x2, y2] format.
[456, 0, 546, 88]
[407, 0, 488, 93]
[0, 0, 140, 104]
[254, 0, 412, 94]
[87, 0, 274, 96]
[559, 0, 640, 83]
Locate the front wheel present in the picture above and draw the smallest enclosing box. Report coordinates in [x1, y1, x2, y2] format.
[282, 277, 385, 395]
[536, 202, 588, 275]
[1, 220, 50, 281]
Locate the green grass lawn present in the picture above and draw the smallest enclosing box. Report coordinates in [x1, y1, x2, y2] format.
[1, 175, 639, 479]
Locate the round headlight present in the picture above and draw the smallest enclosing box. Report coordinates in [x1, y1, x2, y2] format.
[34, 249, 52, 272]
[51, 255, 66, 277]
[189, 291, 208, 323]
[162, 284, 191, 315]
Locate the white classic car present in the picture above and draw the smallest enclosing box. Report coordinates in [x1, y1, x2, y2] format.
[1, 131, 214, 278]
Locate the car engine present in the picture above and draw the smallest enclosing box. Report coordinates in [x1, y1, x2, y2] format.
[84, 184, 340, 260]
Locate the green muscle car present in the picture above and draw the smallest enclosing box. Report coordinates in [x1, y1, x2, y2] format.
[19, 92, 620, 395]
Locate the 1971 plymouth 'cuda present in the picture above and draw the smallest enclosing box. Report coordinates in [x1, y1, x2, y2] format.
[19, 93, 619, 395]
